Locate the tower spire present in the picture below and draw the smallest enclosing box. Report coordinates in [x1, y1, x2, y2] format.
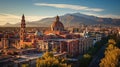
[20, 14, 26, 46]
[21, 14, 26, 28]
[22, 14, 25, 21]
[56, 15, 59, 21]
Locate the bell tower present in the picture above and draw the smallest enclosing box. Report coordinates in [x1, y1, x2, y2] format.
[20, 14, 26, 46]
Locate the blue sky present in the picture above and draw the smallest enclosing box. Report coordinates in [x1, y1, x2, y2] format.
[0, 0, 120, 25]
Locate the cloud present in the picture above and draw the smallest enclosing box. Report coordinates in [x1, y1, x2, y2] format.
[100, 14, 120, 19]
[0, 12, 120, 26]
[34, 3, 104, 12]
[81, 12, 120, 19]
[0, 14, 20, 25]
[0, 13, 49, 25]
[26, 16, 49, 22]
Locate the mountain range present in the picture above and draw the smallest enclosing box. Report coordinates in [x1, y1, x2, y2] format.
[2, 13, 120, 27]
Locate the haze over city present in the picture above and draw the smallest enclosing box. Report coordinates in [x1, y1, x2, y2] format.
[0, 0, 120, 25]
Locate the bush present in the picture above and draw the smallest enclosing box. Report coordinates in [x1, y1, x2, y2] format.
[79, 54, 92, 67]
[36, 52, 71, 67]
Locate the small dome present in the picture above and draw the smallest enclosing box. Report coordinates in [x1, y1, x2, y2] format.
[51, 16, 64, 31]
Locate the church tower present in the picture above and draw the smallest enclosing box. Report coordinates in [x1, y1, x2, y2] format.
[20, 14, 26, 47]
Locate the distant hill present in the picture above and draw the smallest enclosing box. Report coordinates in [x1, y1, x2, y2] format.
[2, 13, 120, 27]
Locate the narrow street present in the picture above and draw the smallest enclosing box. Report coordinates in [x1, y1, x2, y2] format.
[88, 46, 106, 67]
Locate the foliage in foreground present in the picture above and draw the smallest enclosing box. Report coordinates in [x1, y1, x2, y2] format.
[100, 39, 120, 67]
[36, 52, 71, 67]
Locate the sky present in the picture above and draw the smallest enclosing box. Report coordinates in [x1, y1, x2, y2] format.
[0, 0, 120, 25]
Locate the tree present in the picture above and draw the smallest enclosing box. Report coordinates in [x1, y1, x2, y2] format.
[108, 33, 120, 48]
[79, 54, 92, 67]
[22, 64, 29, 67]
[108, 39, 116, 45]
[52, 47, 58, 52]
[42, 52, 53, 59]
[99, 39, 120, 67]
[36, 52, 71, 67]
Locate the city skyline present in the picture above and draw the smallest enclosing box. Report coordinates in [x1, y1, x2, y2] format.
[0, 0, 120, 25]
[0, 1, 120, 67]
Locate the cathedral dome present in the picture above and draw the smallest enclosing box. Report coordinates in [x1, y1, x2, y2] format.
[51, 16, 64, 31]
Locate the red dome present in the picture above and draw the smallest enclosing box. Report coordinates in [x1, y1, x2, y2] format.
[51, 21, 64, 28]
[51, 16, 64, 31]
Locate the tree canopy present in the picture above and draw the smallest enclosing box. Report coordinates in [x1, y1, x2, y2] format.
[100, 39, 120, 67]
[36, 52, 71, 67]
